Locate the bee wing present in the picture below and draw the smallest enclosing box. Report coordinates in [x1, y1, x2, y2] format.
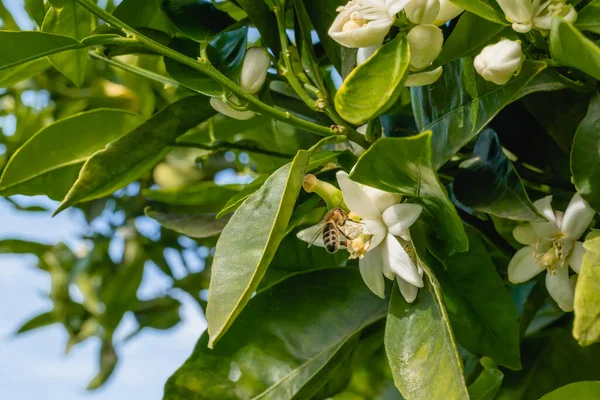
[307, 222, 325, 248]
[297, 222, 325, 248]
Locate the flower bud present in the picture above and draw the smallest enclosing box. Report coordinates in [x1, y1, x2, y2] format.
[404, 0, 440, 24]
[434, 0, 463, 25]
[407, 25, 444, 70]
[474, 39, 525, 85]
[533, 1, 577, 30]
[210, 95, 255, 120]
[303, 174, 345, 209]
[405, 66, 443, 87]
[496, 0, 535, 33]
[239, 47, 271, 94]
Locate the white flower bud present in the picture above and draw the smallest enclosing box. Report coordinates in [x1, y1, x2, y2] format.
[239, 47, 270, 94]
[405, 66, 443, 86]
[210, 95, 255, 120]
[474, 39, 525, 85]
[328, 0, 412, 48]
[434, 0, 463, 25]
[404, 0, 440, 24]
[407, 24, 444, 70]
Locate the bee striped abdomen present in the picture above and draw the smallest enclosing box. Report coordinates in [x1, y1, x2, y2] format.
[323, 222, 340, 253]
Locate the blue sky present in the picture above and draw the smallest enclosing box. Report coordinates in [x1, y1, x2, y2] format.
[0, 1, 210, 399]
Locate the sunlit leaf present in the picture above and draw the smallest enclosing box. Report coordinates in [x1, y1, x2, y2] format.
[574, 231, 600, 346]
[550, 18, 600, 81]
[540, 382, 600, 400]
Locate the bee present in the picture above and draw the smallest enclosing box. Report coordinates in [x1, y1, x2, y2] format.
[309, 208, 355, 254]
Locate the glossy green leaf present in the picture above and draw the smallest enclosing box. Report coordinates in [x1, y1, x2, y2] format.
[162, 0, 235, 42]
[24, 0, 46, 27]
[206, 150, 310, 348]
[497, 328, 600, 400]
[550, 17, 600, 81]
[437, 12, 508, 66]
[302, 0, 346, 73]
[0, 110, 144, 201]
[453, 129, 544, 221]
[216, 175, 268, 219]
[207, 24, 248, 80]
[572, 93, 600, 213]
[145, 208, 229, 238]
[42, 0, 94, 87]
[15, 311, 57, 334]
[54, 96, 216, 214]
[385, 275, 468, 399]
[0, 31, 79, 71]
[0, 239, 52, 255]
[294, 0, 326, 91]
[468, 358, 504, 400]
[236, 0, 279, 54]
[412, 59, 546, 168]
[540, 382, 600, 400]
[334, 34, 409, 125]
[0, 57, 51, 88]
[165, 269, 388, 400]
[574, 231, 600, 346]
[350, 132, 468, 257]
[112, 0, 176, 34]
[575, 0, 600, 33]
[142, 182, 241, 211]
[87, 341, 118, 390]
[430, 229, 521, 369]
[447, 0, 507, 25]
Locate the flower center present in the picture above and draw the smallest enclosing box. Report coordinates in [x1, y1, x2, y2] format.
[533, 237, 572, 274]
[347, 233, 372, 259]
[336, 0, 391, 30]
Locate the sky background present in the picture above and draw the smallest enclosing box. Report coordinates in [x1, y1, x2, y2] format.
[0, 1, 210, 399]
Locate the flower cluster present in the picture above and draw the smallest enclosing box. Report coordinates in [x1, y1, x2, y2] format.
[508, 193, 595, 311]
[328, 0, 465, 87]
[298, 171, 424, 302]
[210, 47, 271, 120]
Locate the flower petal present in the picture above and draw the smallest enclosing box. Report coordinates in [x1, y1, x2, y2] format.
[546, 266, 575, 312]
[361, 185, 401, 213]
[382, 203, 422, 236]
[397, 277, 419, 303]
[386, 0, 413, 16]
[359, 248, 386, 298]
[568, 241, 586, 274]
[513, 223, 537, 245]
[508, 246, 543, 283]
[530, 196, 561, 238]
[336, 171, 381, 219]
[363, 219, 387, 250]
[357, 44, 382, 65]
[383, 234, 423, 287]
[405, 67, 443, 87]
[561, 192, 595, 239]
[328, 12, 394, 48]
[296, 224, 325, 247]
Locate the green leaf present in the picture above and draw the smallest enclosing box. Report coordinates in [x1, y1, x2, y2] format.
[0, 239, 52, 255]
[15, 311, 57, 334]
[447, 0, 507, 25]
[497, 328, 600, 400]
[334, 34, 409, 125]
[575, 0, 600, 33]
[468, 358, 504, 400]
[453, 129, 544, 221]
[207, 24, 248, 80]
[142, 182, 241, 211]
[429, 229, 522, 369]
[550, 17, 600, 81]
[437, 12, 508, 66]
[54, 95, 216, 214]
[87, 341, 118, 390]
[144, 208, 229, 238]
[0, 31, 79, 72]
[0, 57, 51, 88]
[112, 0, 176, 34]
[572, 93, 600, 213]
[385, 275, 469, 399]
[216, 175, 268, 218]
[350, 132, 468, 258]
[540, 382, 600, 400]
[24, 0, 47, 27]
[293, 0, 327, 91]
[301, 0, 346, 73]
[412, 59, 546, 168]
[574, 231, 600, 346]
[206, 150, 309, 348]
[164, 269, 388, 399]
[0, 110, 145, 201]
[42, 0, 94, 87]
[162, 0, 235, 42]
[236, 0, 280, 54]
[132, 296, 181, 331]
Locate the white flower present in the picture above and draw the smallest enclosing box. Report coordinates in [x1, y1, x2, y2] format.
[210, 95, 255, 120]
[297, 171, 424, 302]
[434, 0, 463, 25]
[406, 24, 444, 70]
[508, 193, 596, 312]
[328, 0, 412, 48]
[496, 0, 577, 33]
[404, 0, 440, 24]
[405, 66, 443, 86]
[474, 38, 525, 85]
[239, 47, 271, 94]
